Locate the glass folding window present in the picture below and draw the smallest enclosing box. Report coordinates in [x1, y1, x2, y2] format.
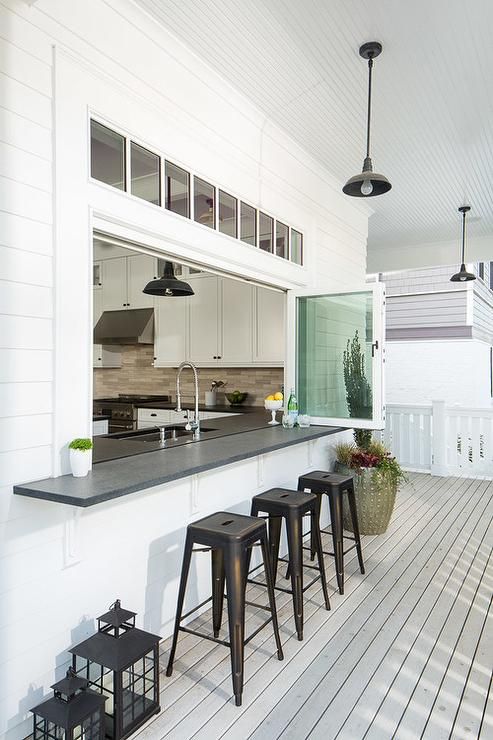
[90, 120, 125, 190]
[259, 212, 273, 252]
[275, 221, 289, 259]
[194, 177, 215, 229]
[130, 142, 160, 205]
[165, 161, 190, 217]
[291, 229, 303, 265]
[219, 190, 237, 238]
[240, 202, 256, 246]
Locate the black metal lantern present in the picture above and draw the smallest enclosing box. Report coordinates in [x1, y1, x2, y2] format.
[70, 600, 161, 740]
[31, 667, 106, 740]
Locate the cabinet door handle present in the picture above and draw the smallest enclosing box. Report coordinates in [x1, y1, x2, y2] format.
[150, 413, 157, 417]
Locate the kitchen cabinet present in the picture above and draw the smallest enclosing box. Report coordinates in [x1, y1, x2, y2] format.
[153, 275, 284, 368]
[188, 275, 254, 365]
[153, 294, 189, 366]
[92, 418, 109, 436]
[137, 408, 188, 428]
[221, 278, 253, 363]
[101, 254, 156, 311]
[254, 286, 285, 365]
[93, 287, 121, 368]
[137, 407, 236, 429]
[188, 275, 220, 363]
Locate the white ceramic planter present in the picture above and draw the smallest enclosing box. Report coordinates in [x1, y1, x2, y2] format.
[69, 448, 92, 478]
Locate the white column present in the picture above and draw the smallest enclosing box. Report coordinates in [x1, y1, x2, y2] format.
[431, 400, 448, 476]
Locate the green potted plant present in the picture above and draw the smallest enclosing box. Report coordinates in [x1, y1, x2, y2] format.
[334, 439, 407, 534]
[69, 438, 93, 478]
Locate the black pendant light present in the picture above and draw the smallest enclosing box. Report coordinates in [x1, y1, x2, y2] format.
[343, 42, 392, 198]
[450, 206, 476, 282]
[143, 261, 194, 296]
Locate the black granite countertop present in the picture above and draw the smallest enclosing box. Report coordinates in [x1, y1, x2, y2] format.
[93, 414, 111, 421]
[14, 412, 345, 508]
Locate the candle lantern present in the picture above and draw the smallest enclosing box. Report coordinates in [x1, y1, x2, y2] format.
[69, 600, 161, 740]
[31, 667, 106, 740]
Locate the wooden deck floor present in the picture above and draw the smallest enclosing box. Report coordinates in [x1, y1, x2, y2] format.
[135, 473, 493, 740]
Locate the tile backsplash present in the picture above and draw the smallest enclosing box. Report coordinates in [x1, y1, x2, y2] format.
[94, 345, 283, 405]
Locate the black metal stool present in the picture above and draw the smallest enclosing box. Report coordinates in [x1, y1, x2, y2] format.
[297, 471, 365, 595]
[166, 511, 283, 706]
[249, 488, 330, 641]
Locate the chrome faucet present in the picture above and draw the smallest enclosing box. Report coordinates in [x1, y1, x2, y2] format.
[176, 361, 200, 440]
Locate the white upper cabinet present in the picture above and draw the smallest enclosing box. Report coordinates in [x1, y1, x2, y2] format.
[101, 255, 156, 310]
[93, 285, 121, 368]
[254, 287, 285, 365]
[188, 275, 255, 365]
[220, 278, 253, 363]
[154, 294, 189, 366]
[188, 275, 220, 363]
[127, 254, 156, 309]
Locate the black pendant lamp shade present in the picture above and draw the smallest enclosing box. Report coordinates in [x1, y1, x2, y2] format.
[343, 42, 392, 198]
[450, 206, 476, 282]
[143, 261, 194, 296]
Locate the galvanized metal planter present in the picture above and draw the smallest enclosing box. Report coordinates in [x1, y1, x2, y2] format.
[335, 463, 397, 535]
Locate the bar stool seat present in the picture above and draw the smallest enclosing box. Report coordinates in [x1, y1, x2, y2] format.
[250, 488, 330, 641]
[166, 511, 283, 706]
[298, 470, 365, 595]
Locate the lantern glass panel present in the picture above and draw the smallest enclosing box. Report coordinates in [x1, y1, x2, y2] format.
[121, 652, 156, 734]
[34, 719, 65, 740]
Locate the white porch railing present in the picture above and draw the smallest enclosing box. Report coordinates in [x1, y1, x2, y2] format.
[382, 401, 493, 477]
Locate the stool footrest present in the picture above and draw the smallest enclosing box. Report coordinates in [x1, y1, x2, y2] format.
[302, 543, 358, 557]
[178, 615, 274, 648]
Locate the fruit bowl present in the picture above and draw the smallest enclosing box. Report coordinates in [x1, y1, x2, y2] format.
[264, 399, 283, 411]
[226, 392, 248, 406]
[264, 398, 283, 425]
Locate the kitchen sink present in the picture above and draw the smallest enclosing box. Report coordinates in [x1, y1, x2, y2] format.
[106, 426, 217, 441]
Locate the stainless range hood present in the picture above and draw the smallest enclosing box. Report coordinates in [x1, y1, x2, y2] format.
[94, 308, 154, 345]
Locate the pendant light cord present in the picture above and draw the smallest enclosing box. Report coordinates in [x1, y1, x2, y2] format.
[366, 57, 374, 158]
[461, 209, 467, 263]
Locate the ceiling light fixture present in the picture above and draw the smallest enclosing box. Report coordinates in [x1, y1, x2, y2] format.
[343, 41, 392, 198]
[143, 261, 194, 296]
[450, 206, 476, 282]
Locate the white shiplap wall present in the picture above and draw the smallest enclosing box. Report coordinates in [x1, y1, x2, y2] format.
[0, 1, 368, 737]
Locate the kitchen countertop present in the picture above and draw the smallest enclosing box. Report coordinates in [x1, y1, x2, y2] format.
[14, 412, 345, 507]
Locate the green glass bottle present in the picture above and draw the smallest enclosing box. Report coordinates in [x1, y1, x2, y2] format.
[287, 387, 298, 425]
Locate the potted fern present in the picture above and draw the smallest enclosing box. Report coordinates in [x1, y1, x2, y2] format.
[69, 438, 93, 478]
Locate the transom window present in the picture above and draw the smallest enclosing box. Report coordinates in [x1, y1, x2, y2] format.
[90, 118, 304, 265]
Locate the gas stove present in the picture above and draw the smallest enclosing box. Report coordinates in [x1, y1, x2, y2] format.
[93, 395, 171, 433]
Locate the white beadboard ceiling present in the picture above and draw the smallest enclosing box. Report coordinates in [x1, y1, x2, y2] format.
[132, 0, 493, 258]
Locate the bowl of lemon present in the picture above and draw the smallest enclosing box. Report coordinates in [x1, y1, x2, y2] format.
[265, 392, 283, 425]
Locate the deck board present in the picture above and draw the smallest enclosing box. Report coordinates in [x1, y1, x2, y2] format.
[133, 473, 493, 740]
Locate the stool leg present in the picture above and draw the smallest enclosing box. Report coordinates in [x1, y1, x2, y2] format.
[286, 510, 304, 640]
[259, 532, 284, 661]
[268, 515, 282, 585]
[310, 494, 322, 562]
[327, 489, 345, 595]
[166, 532, 194, 676]
[347, 483, 365, 574]
[211, 547, 225, 638]
[224, 543, 247, 706]
[310, 509, 331, 611]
